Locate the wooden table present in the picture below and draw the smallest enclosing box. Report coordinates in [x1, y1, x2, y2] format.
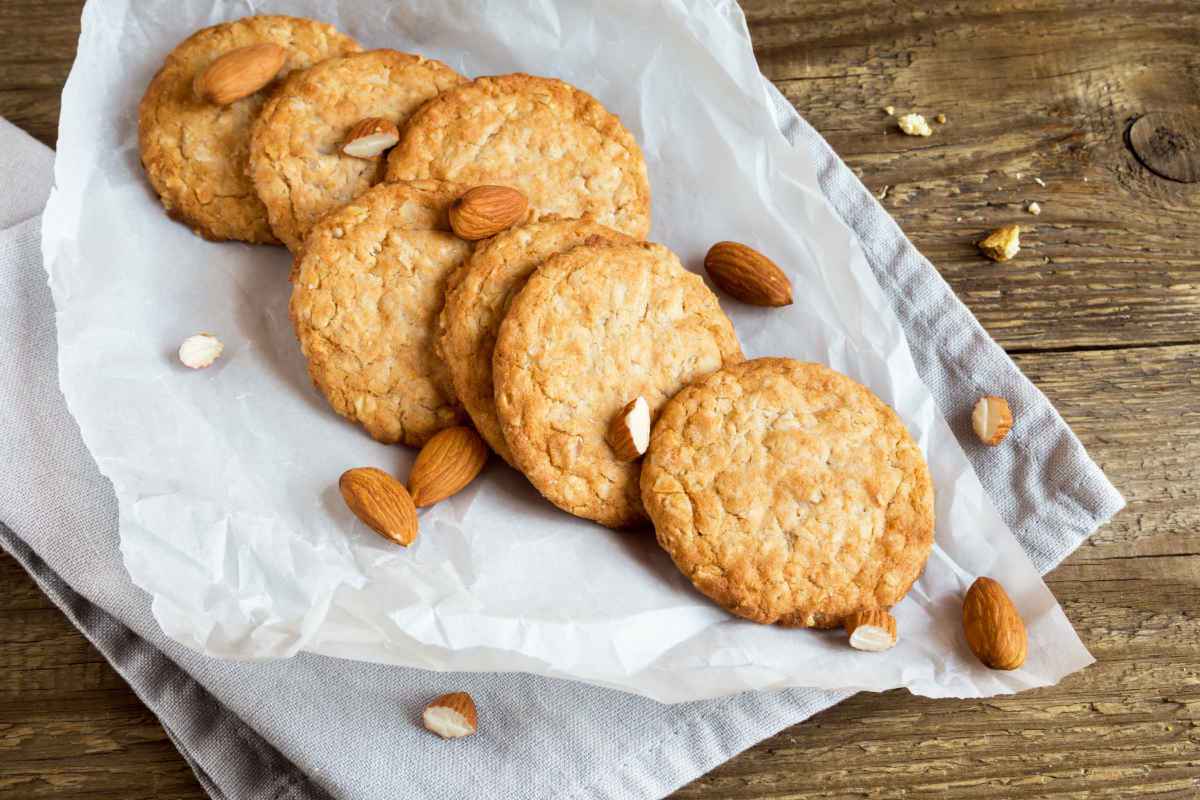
[2, 1, 1198, 797]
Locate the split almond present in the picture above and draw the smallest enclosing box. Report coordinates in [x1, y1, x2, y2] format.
[449, 186, 528, 240]
[342, 117, 400, 159]
[978, 224, 1021, 262]
[193, 43, 287, 106]
[972, 395, 1013, 446]
[703, 241, 793, 307]
[178, 333, 223, 369]
[962, 577, 1027, 670]
[408, 426, 488, 507]
[606, 396, 650, 461]
[844, 609, 898, 652]
[338, 467, 418, 546]
[422, 692, 478, 739]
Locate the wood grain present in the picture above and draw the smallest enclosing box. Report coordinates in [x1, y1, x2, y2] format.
[0, 1, 1196, 799]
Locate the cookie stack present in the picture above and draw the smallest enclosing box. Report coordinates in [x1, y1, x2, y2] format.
[138, 15, 935, 636]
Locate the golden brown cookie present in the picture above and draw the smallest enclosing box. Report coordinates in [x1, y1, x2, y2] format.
[138, 16, 359, 244]
[250, 50, 466, 252]
[290, 180, 471, 447]
[386, 74, 652, 239]
[493, 242, 742, 528]
[436, 219, 634, 465]
[641, 358, 936, 628]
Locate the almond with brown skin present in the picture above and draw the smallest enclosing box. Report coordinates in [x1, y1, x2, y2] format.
[448, 186, 528, 240]
[972, 396, 1013, 446]
[962, 577, 1028, 670]
[606, 396, 650, 462]
[193, 43, 287, 106]
[422, 692, 478, 738]
[338, 467, 418, 546]
[844, 609, 898, 652]
[703, 241, 793, 306]
[408, 427, 488, 507]
[342, 117, 400, 159]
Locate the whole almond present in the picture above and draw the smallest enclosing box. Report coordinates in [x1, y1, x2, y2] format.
[844, 608, 898, 652]
[422, 691, 478, 739]
[338, 467, 418, 546]
[448, 186, 528, 240]
[962, 577, 1028, 670]
[408, 427, 488, 507]
[703, 241, 793, 306]
[342, 117, 400, 159]
[193, 43, 287, 106]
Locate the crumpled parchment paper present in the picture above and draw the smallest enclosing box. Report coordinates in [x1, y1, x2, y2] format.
[41, 0, 1093, 702]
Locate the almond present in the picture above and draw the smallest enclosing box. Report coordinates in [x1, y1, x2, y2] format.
[408, 427, 488, 507]
[962, 577, 1028, 670]
[972, 395, 1013, 446]
[844, 609, 898, 652]
[341, 117, 400, 159]
[448, 186, 528, 240]
[703, 242, 793, 307]
[978, 224, 1020, 261]
[193, 43, 287, 106]
[422, 692, 478, 739]
[338, 467, 418, 546]
[606, 396, 650, 461]
[178, 333, 223, 369]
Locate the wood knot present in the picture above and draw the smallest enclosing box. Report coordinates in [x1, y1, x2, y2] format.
[1128, 112, 1200, 183]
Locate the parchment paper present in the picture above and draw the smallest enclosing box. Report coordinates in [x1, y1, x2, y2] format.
[42, 0, 1093, 703]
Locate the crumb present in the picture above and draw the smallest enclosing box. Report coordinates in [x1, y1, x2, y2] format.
[1034, 177, 1046, 188]
[1015, 172, 1023, 179]
[978, 225, 1021, 262]
[935, 113, 947, 124]
[956, 216, 963, 222]
[884, 105, 895, 116]
[1083, 176, 1089, 182]
[1027, 201, 1042, 216]
[877, 184, 891, 200]
[897, 113, 933, 137]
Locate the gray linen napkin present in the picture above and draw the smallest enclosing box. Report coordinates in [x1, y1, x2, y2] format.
[0, 68, 1123, 800]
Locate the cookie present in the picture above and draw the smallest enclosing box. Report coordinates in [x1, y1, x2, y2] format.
[250, 50, 466, 251]
[138, 16, 359, 244]
[386, 74, 652, 240]
[437, 218, 633, 465]
[493, 242, 742, 528]
[641, 358, 936, 628]
[290, 180, 472, 447]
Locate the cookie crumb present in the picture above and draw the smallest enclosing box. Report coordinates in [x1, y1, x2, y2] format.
[978, 225, 1021, 262]
[1034, 177, 1046, 188]
[884, 105, 895, 116]
[1027, 201, 1041, 216]
[897, 113, 933, 137]
[877, 184, 891, 200]
[935, 113, 947, 124]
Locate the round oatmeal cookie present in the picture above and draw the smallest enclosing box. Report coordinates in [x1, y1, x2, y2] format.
[641, 358, 936, 628]
[493, 242, 742, 528]
[437, 218, 634, 465]
[386, 74, 652, 239]
[290, 180, 472, 447]
[250, 49, 466, 251]
[138, 15, 360, 244]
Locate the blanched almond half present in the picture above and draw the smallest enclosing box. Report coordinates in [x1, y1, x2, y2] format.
[422, 692, 478, 739]
[606, 396, 650, 461]
[342, 117, 400, 159]
[844, 609, 898, 652]
[972, 396, 1013, 446]
[178, 333, 223, 369]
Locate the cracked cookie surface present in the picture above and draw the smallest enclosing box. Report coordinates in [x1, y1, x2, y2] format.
[250, 49, 465, 251]
[138, 15, 359, 244]
[493, 242, 741, 529]
[641, 358, 935, 628]
[290, 180, 471, 447]
[386, 74, 652, 239]
[437, 218, 633, 465]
